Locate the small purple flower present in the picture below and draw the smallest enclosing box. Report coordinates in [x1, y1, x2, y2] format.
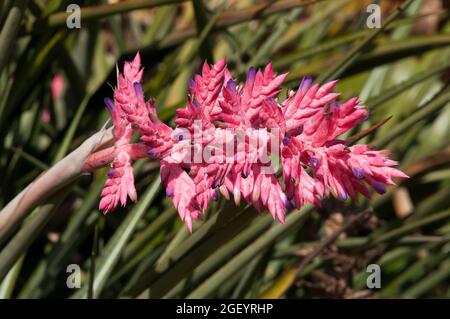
[226, 79, 237, 93]
[166, 188, 174, 197]
[192, 99, 200, 108]
[372, 181, 387, 194]
[352, 167, 365, 179]
[188, 79, 196, 91]
[147, 148, 156, 156]
[211, 189, 218, 201]
[331, 102, 340, 111]
[309, 157, 320, 168]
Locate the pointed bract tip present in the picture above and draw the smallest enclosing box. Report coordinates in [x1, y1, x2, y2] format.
[328, 79, 338, 87]
[215, 58, 226, 69]
[133, 52, 141, 64]
[185, 217, 193, 233]
[394, 170, 409, 179]
[202, 61, 210, 75]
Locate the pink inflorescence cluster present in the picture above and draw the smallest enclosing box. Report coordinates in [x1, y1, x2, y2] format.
[99, 53, 408, 232]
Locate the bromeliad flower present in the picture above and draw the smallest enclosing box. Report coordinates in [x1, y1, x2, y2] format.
[98, 53, 408, 232]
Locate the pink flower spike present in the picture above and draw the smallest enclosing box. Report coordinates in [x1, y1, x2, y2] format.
[96, 55, 408, 231]
[99, 151, 137, 214]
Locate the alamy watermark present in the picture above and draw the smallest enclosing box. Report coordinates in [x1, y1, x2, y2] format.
[366, 4, 381, 29]
[65, 3, 382, 30]
[65, 263, 382, 290]
[66, 4, 81, 29]
[66, 264, 81, 289]
[167, 120, 281, 175]
[366, 263, 381, 289]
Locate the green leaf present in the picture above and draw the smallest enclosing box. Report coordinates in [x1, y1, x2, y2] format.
[71, 177, 160, 298]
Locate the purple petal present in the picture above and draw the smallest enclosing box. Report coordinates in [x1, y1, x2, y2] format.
[188, 79, 196, 91]
[166, 188, 174, 197]
[174, 132, 185, 141]
[280, 193, 293, 210]
[352, 167, 365, 179]
[300, 76, 312, 93]
[282, 136, 290, 145]
[147, 148, 156, 157]
[212, 180, 220, 189]
[211, 189, 218, 201]
[226, 79, 237, 93]
[362, 114, 370, 121]
[331, 102, 340, 111]
[246, 67, 256, 83]
[283, 198, 294, 210]
[193, 99, 200, 108]
[309, 157, 320, 168]
[372, 181, 387, 194]
[133, 82, 143, 98]
[104, 97, 114, 112]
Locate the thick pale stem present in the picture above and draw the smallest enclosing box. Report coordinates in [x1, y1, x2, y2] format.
[82, 143, 149, 172]
[0, 128, 114, 243]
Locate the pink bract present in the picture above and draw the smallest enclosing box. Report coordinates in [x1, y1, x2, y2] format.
[98, 53, 408, 232]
